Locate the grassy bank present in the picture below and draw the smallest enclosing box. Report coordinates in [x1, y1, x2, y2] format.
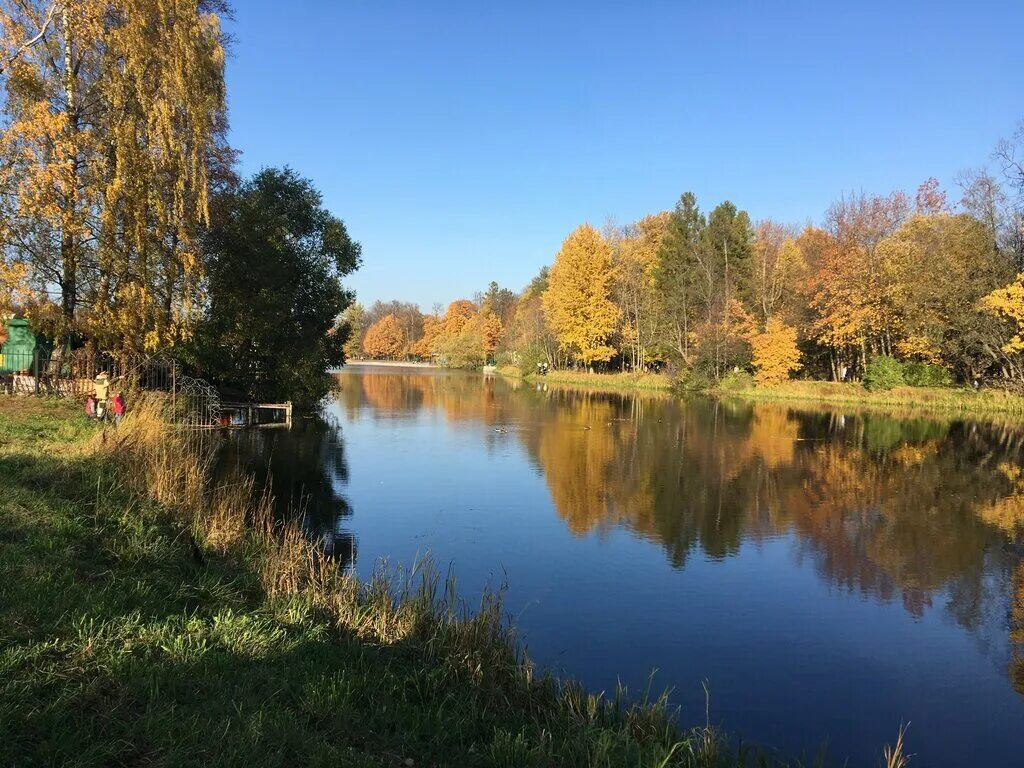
[497, 363, 1024, 420]
[4, 395, 877, 767]
[713, 380, 1024, 417]
[496, 365, 672, 393]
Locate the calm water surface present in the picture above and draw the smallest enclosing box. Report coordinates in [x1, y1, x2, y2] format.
[224, 365, 1024, 767]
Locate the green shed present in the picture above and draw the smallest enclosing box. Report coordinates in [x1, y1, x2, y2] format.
[0, 318, 40, 373]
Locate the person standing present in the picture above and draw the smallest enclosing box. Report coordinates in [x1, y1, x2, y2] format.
[93, 373, 111, 421]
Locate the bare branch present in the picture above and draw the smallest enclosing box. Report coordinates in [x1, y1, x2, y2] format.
[0, 1, 59, 76]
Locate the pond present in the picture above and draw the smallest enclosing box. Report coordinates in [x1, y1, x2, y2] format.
[221, 365, 1024, 767]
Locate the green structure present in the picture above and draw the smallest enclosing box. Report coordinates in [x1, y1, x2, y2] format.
[0, 318, 40, 373]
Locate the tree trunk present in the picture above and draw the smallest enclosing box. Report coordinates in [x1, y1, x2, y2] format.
[60, 7, 78, 326]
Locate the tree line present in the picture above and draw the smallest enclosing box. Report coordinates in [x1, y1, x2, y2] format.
[0, 1, 360, 405]
[355, 124, 1024, 387]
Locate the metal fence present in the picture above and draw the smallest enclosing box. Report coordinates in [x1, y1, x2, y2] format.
[0, 349, 221, 427]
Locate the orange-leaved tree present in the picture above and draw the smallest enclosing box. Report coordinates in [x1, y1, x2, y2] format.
[362, 314, 405, 359]
[411, 314, 441, 359]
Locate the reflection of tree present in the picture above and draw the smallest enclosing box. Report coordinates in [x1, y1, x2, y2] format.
[336, 368, 1024, 699]
[217, 414, 356, 571]
[1012, 564, 1024, 696]
[522, 390, 1024, 697]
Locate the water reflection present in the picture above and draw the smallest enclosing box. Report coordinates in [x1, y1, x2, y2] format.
[336, 368, 1024, 699]
[218, 414, 357, 572]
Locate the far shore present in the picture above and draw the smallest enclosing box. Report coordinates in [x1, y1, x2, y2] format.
[340, 361, 1024, 420]
[337, 359, 444, 369]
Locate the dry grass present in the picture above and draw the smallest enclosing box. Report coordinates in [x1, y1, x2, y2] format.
[98, 395, 529, 668]
[715, 379, 1024, 419]
[883, 724, 912, 768]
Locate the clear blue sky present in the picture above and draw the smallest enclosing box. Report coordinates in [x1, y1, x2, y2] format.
[225, 1, 1024, 310]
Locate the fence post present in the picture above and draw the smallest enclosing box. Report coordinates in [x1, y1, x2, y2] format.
[33, 352, 39, 394]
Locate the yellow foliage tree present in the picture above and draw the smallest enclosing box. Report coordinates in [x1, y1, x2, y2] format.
[752, 220, 805, 323]
[613, 212, 669, 369]
[0, 259, 31, 314]
[362, 314, 405, 359]
[471, 309, 503, 357]
[749, 317, 802, 385]
[982, 274, 1024, 353]
[881, 213, 1010, 369]
[0, 0, 229, 350]
[543, 224, 620, 365]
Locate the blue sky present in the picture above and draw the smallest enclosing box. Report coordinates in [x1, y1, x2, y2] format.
[225, 1, 1024, 310]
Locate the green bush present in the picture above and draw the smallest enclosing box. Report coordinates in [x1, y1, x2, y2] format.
[863, 355, 905, 391]
[672, 366, 713, 392]
[902, 361, 953, 388]
[515, 344, 549, 377]
[719, 370, 757, 391]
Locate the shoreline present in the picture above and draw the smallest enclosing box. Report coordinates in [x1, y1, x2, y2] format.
[492, 366, 1024, 420]
[710, 381, 1024, 419]
[494, 365, 673, 393]
[339, 359, 445, 369]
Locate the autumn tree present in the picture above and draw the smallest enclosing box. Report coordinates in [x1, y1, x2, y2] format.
[982, 274, 1024, 361]
[411, 313, 440, 359]
[426, 300, 501, 368]
[751, 220, 803, 324]
[362, 314, 405, 359]
[749, 318, 802, 385]
[0, 0, 231, 349]
[363, 300, 422, 357]
[0, 259, 30, 315]
[508, 267, 556, 371]
[440, 299, 477, 338]
[613, 212, 669, 369]
[422, 299, 480, 366]
[881, 213, 1012, 378]
[542, 224, 620, 366]
[914, 177, 948, 215]
[473, 309, 503, 358]
[803, 190, 910, 377]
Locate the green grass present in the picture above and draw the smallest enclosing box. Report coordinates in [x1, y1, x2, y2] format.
[712, 379, 1024, 418]
[3, 395, 854, 768]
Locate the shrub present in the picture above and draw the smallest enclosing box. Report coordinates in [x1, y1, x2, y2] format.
[863, 355, 905, 391]
[719, 370, 757, 392]
[672, 367, 713, 392]
[902, 361, 952, 388]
